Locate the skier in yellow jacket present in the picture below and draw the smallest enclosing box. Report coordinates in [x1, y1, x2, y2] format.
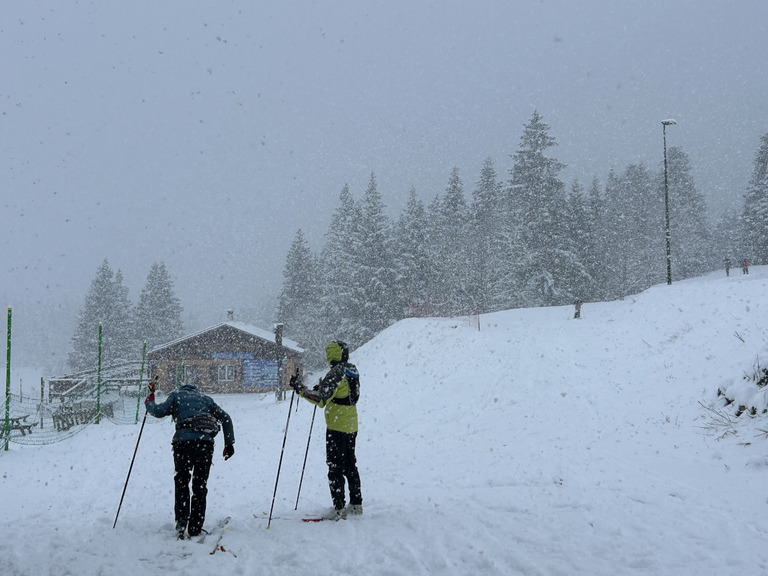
[290, 340, 363, 520]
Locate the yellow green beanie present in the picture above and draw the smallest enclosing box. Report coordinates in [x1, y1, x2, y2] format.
[325, 341, 344, 364]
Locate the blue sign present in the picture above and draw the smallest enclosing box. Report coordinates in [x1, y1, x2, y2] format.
[242, 359, 278, 387]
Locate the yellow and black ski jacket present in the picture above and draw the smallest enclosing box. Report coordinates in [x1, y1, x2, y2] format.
[299, 361, 360, 433]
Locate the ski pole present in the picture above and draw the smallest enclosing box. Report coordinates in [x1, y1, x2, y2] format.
[294, 404, 317, 510]
[113, 372, 153, 529]
[134, 342, 147, 424]
[113, 409, 148, 529]
[267, 389, 296, 529]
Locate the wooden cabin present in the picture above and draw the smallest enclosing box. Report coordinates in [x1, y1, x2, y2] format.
[147, 321, 303, 394]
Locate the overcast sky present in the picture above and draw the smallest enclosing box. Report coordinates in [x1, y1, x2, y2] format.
[2, 0, 767, 335]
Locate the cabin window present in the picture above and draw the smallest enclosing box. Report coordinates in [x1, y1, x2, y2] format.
[218, 364, 236, 382]
[176, 365, 196, 385]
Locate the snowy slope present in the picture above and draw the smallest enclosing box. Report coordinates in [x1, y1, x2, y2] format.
[2, 267, 768, 576]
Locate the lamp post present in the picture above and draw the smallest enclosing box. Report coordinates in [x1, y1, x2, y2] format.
[662, 119, 677, 285]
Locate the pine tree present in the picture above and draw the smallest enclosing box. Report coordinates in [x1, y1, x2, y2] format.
[278, 229, 315, 336]
[486, 159, 526, 312]
[392, 188, 431, 316]
[602, 164, 661, 299]
[665, 147, 713, 279]
[632, 164, 665, 291]
[68, 259, 135, 372]
[134, 262, 184, 351]
[277, 230, 325, 366]
[320, 184, 362, 346]
[435, 167, 471, 315]
[468, 158, 504, 313]
[508, 111, 571, 306]
[486, 215, 526, 312]
[565, 179, 596, 302]
[742, 132, 768, 264]
[423, 193, 447, 310]
[110, 269, 136, 362]
[584, 177, 608, 301]
[600, 170, 624, 299]
[349, 172, 395, 344]
[712, 210, 742, 270]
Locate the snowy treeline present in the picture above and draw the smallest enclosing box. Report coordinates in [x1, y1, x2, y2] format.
[68, 260, 184, 372]
[278, 113, 768, 365]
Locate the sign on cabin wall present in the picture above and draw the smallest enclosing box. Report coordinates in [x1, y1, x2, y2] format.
[242, 359, 278, 387]
[211, 352, 278, 387]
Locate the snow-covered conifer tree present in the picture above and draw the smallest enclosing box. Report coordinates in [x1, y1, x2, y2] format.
[508, 111, 571, 306]
[467, 158, 504, 313]
[134, 262, 184, 352]
[665, 147, 713, 279]
[602, 164, 662, 298]
[435, 167, 471, 315]
[392, 188, 431, 317]
[349, 172, 395, 344]
[564, 179, 597, 302]
[277, 229, 324, 366]
[68, 259, 135, 372]
[742, 132, 768, 264]
[320, 184, 363, 347]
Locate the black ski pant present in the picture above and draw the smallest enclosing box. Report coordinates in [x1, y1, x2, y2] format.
[326, 429, 362, 510]
[172, 439, 214, 535]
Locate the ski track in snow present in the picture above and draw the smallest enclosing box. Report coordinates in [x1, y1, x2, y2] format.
[2, 267, 768, 575]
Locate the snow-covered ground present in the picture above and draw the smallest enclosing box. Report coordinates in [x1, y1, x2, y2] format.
[2, 266, 768, 576]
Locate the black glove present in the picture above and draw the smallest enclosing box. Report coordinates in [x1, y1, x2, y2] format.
[289, 371, 304, 393]
[223, 444, 235, 460]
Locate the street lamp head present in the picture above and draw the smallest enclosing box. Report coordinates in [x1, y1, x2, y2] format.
[661, 119, 677, 126]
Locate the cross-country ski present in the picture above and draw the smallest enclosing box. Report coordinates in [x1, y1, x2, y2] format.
[196, 516, 231, 544]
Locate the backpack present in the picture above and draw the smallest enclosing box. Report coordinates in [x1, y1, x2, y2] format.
[178, 412, 221, 437]
[344, 364, 360, 405]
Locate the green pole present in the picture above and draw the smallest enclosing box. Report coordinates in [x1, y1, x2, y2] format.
[4, 308, 11, 451]
[96, 322, 102, 425]
[135, 342, 147, 424]
[176, 355, 184, 389]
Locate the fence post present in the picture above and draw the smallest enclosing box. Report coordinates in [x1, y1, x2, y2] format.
[4, 308, 11, 451]
[40, 377, 45, 429]
[176, 356, 184, 389]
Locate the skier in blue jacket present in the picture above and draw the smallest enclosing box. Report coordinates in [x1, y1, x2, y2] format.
[145, 376, 235, 539]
